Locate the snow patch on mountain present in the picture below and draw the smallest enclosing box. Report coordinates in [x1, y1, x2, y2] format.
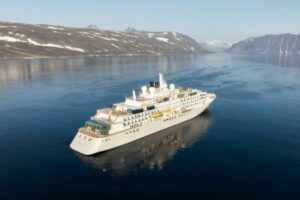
[47, 26, 64, 30]
[0, 35, 85, 52]
[0, 36, 23, 42]
[156, 37, 169, 43]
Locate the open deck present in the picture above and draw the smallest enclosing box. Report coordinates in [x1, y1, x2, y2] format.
[99, 108, 127, 116]
[79, 127, 102, 138]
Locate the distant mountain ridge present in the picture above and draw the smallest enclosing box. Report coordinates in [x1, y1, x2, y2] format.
[86, 24, 99, 30]
[0, 21, 208, 59]
[199, 40, 231, 53]
[229, 34, 300, 55]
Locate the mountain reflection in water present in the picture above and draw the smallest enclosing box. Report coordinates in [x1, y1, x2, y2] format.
[76, 111, 213, 175]
[233, 54, 300, 68]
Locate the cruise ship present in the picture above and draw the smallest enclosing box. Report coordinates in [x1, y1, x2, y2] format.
[70, 73, 216, 155]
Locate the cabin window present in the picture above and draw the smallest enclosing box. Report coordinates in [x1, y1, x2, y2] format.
[178, 94, 185, 98]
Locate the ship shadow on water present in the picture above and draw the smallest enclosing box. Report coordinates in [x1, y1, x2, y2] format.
[75, 111, 213, 175]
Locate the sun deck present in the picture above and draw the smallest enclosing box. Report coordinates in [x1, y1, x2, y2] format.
[99, 108, 128, 116]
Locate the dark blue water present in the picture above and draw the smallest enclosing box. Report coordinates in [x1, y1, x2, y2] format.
[0, 54, 300, 199]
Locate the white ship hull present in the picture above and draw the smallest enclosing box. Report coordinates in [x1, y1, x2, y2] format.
[70, 96, 214, 155]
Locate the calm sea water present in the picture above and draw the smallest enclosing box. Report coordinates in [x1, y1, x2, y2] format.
[0, 54, 300, 199]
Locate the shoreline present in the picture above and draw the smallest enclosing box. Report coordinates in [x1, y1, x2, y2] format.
[0, 51, 212, 62]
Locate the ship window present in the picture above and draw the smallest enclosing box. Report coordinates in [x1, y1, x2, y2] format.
[85, 120, 111, 135]
[178, 94, 185, 98]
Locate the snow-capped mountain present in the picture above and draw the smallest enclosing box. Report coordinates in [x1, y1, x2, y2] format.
[0, 21, 208, 59]
[86, 24, 99, 30]
[228, 34, 300, 55]
[199, 40, 232, 53]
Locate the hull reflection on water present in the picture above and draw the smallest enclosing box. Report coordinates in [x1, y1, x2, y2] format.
[76, 111, 213, 175]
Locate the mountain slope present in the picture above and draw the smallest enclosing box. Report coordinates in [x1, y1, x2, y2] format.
[199, 40, 231, 53]
[228, 34, 300, 55]
[0, 21, 208, 59]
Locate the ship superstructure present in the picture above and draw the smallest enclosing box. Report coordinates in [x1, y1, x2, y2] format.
[70, 73, 216, 155]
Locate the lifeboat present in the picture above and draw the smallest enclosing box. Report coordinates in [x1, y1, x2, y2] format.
[150, 112, 162, 118]
[162, 109, 176, 115]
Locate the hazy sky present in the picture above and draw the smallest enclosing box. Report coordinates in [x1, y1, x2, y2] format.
[1, 0, 299, 43]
